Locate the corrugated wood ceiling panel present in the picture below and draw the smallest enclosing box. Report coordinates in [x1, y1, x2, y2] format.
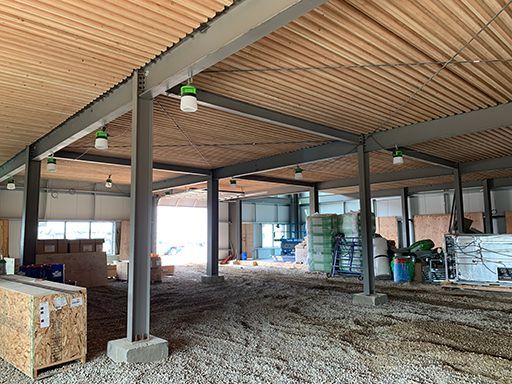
[66, 96, 328, 168]
[410, 126, 512, 162]
[260, 151, 429, 182]
[0, 0, 233, 163]
[196, 0, 512, 138]
[36, 159, 179, 185]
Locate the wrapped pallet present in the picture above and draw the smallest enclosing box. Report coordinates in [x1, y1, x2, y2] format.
[338, 212, 376, 238]
[307, 214, 338, 273]
[294, 237, 308, 264]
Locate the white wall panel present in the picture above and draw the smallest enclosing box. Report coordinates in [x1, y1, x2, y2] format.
[319, 203, 343, 215]
[242, 203, 256, 222]
[255, 204, 277, 222]
[374, 198, 401, 217]
[277, 205, 289, 222]
[44, 192, 95, 220]
[94, 195, 131, 220]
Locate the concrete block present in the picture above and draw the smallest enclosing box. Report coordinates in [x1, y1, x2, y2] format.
[201, 275, 225, 284]
[352, 292, 388, 306]
[107, 335, 168, 363]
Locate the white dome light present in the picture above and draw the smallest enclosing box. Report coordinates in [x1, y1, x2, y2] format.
[294, 166, 303, 180]
[105, 175, 113, 189]
[6, 179, 15, 190]
[95, 130, 109, 150]
[392, 148, 404, 165]
[47, 156, 57, 173]
[229, 179, 237, 189]
[180, 85, 198, 112]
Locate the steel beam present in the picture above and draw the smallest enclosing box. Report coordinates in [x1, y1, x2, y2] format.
[461, 155, 512, 173]
[483, 179, 494, 234]
[0, 149, 26, 183]
[153, 174, 208, 192]
[0, 0, 327, 181]
[399, 148, 457, 169]
[400, 188, 411, 248]
[206, 176, 220, 276]
[238, 174, 316, 187]
[214, 141, 357, 179]
[366, 102, 512, 151]
[310, 184, 320, 214]
[20, 147, 41, 266]
[358, 144, 375, 296]
[454, 166, 465, 234]
[127, 72, 153, 342]
[55, 151, 211, 176]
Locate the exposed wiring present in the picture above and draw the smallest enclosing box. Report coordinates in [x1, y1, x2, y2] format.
[203, 58, 512, 75]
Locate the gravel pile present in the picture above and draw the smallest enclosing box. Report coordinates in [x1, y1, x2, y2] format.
[1, 265, 511, 384]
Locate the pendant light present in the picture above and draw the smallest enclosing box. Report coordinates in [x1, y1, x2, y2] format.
[105, 175, 113, 189]
[294, 165, 303, 180]
[6, 179, 15, 190]
[229, 179, 237, 189]
[47, 155, 57, 173]
[180, 83, 198, 113]
[392, 147, 404, 165]
[95, 129, 109, 150]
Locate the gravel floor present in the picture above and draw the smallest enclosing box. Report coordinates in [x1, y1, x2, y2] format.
[1, 265, 512, 384]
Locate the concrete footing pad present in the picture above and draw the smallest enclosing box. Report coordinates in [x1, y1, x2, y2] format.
[352, 292, 388, 306]
[201, 275, 225, 284]
[107, 335, 168, 363]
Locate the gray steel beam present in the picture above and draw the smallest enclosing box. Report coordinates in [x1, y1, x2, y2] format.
[20, 147, 41, 266]
[171, 90, 359, 143]
[483, 179, 493, 234]
[461, 155, 512, 173]
[0, 149, 26, 183]
[358, 144, 375, 296]
[142, 0, 328, 98]
[310, 185, 320, 214]
[214, 141, 357, 179]
[238, 174, 316, 187]
[127, 72, 153, 342]
[0, 0, 327, 181]
[206, 176, 220, 276]
[366, 102, 512, 151]
[153, 174, 208, 192]
[454, 166, 465, 234]
[399, 148, 457, 169]
[400, 188, 410, 248]
[55, 151, 211, 176]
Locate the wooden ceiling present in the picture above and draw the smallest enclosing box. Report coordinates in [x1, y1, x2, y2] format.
[0, 0, 233, 163]
[65, 96, 327, 169]
[195, 0, 512, 136]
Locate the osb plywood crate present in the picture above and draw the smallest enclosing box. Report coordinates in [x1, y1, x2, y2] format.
[0, 275, 87, 379]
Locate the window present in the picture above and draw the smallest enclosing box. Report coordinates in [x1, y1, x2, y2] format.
[37, 220, 116, 256]
[38, 221, 65, 240]
[65, 222, 90, 240]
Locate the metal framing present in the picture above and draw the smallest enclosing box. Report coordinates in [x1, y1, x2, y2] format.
[454, 166, 465, 234]
[400, 188, 410, 248]
[127, 72, 153, 342]
[206, 176, 220, 276]
[358, 143, 375, 296]
[483, 179, 494, 234]
[20, 147, 41, 266]
[310, 185, 320, 214]
[228, 201, 242, 259]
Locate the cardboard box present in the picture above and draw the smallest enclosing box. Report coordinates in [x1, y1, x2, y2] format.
[57, 240, 69, 253]
[106, 264, 117, 279]
[116, 260, 129, 281]
[151, 267, 162, 283]
[161, 265, 175, 275]
[69, 240, 80, 253]
[36, 240, 58, 254]
[4, 257, 20, 275]
[79, 240, 95, 253]
[150, 256, 161, 268]
[0, 275, 86, 379]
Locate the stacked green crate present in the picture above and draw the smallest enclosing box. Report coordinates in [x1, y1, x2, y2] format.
[306, 214, 338, 272]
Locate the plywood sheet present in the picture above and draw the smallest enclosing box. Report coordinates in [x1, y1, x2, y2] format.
[242, 224, 254, 260]
[376, 216, 399, 244]
[119, 220, 130, 261]
[413, 212, 484, 247]
[0, 219, 9, 256]
[36, 252, 107, 287]
[506, 211, 512, 234]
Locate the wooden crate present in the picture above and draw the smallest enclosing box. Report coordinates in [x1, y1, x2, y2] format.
[0, 275, 87, 379]
[36, 252, 107, 288]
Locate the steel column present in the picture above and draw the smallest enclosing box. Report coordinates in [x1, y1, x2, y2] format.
[290, 194, 300, 238]
[400, 188, 411, 248]
[127, 72, 153, 342]
[483, 179, 494, 234]
[20, 147, 41, 266]
[150, 196, 160, 254]
[207, 176, 220, 276]
[454, 167, 465, 233]
[310, 185, 320, 214]
[228, 201, 242, 259]
[358, 143, 375, 295]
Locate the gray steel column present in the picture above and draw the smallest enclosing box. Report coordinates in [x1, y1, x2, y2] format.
[358, 143, 375, 295]
[290, 194, 300, 238]
[127, 71, 153, 342]
[228, 201, 242, 259]
[150, 195, 160, 254]
[20, 146, 41, 266]
[454, 167, 465, 233]
[400, 188, 411, 248]
[309, 184, 320, 214]
[207, 176, 220, 276]
[483, 179, 493, 234]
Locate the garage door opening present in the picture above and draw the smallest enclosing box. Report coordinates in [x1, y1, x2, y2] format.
[156, 206, 207, 266]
